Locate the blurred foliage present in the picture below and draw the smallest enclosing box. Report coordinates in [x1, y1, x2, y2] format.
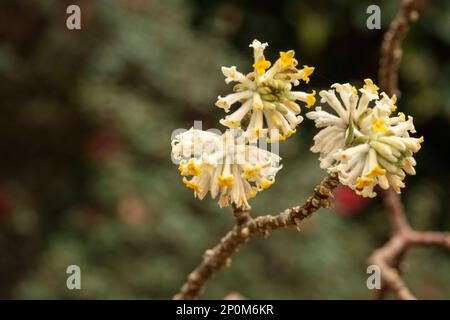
[0, 0, 449, 299]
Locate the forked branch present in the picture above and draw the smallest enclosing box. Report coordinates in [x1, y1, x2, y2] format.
[374, 0, 450, 300]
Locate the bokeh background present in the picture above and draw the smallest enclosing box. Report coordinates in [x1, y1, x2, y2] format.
[0, 0, 449, 299]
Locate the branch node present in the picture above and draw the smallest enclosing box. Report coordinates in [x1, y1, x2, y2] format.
[240, 227, 250, 238]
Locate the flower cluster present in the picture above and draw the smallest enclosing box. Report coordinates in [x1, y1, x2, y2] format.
[172, 39, 423, 209]
[172, 129, 281, 209]
[216, 40, 316, 142]
[307, 79, 423, 197]
[171, 40, 315, 210]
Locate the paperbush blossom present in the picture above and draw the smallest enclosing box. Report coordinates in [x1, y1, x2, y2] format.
[171, 128, 281, 209]
[216, 40, 316, 142]
[307, 79, 423, 197]
[171, 39, 423, 210]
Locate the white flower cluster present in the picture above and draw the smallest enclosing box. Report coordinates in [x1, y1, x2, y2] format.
[171, 40, 315, 210]
[172, 39, 423, 209]
[172, 129, 281, 209]
[217, 40, 316, 142]
[307, 79, 423, 197]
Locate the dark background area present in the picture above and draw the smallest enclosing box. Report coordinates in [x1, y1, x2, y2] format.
[0, 0, 449, 299]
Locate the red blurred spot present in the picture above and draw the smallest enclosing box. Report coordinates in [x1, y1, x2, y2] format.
[333, 185, 370, 217]
[76, 205, 104, 230]
[85, 131, 120, 162]
[0, 188, 12, 218]
[117, 196, 151, 226]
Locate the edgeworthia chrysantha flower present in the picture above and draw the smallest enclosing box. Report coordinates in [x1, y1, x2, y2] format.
[171, 128, 282, 209]
[307, 79, 423, 197]
[216, 39, 316, 142]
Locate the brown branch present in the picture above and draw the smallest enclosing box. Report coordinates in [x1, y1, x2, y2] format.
[378, 0, 428, 97]
[370, 230, 415, 300]
[374, 189, 410, 299]
[381, 189, 411, 233]
[231, 203, 251, 226]
[369, 228, 450, 300]
[173, 173, 339, 300]
[409, 230, 450, 249]
[374, 0, 450, 300]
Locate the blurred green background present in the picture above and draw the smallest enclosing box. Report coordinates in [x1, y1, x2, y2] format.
[0, 0, 449, 299]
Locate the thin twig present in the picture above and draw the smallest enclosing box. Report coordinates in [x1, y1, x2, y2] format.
[174, 173, 339, 300]
[378, 0, 428, 97]
[381, 189, 411, 233]
[374, 0, 450, 300]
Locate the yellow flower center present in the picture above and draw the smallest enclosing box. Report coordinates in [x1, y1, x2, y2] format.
[178, 160, 188, 176]
[247, 187, 258, 199]
[371, 117, 388, 133]
[260, 178, 275, 190]
[282, 129, 296, 140]
[242, 166, 261, 180]
[356, 177, 374, 189]
[217, 175, 234, 187]
[306, 90, 316, 108]
[187, 159, 202, 176]
[301, 65, 315, 83]
[253, 57, 271, 75]
[366, 166, 386, 179]
[279, 50, 295, 68]
[182, 177, 200, 193]
[363, 79, 380, 94]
